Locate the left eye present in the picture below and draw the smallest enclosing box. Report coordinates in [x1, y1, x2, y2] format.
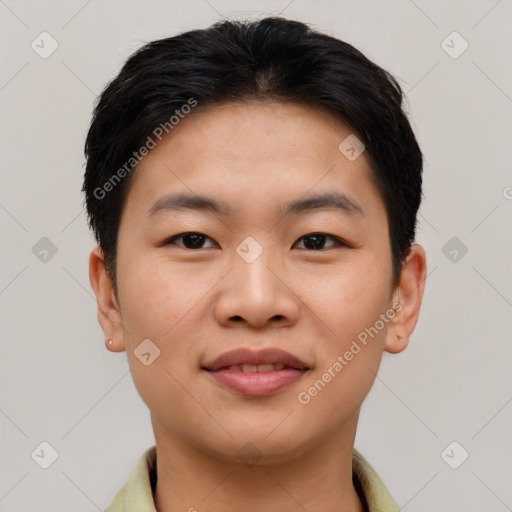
[293, 233, 347, 250]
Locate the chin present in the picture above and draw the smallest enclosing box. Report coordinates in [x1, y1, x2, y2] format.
[196, 426, 316, 466]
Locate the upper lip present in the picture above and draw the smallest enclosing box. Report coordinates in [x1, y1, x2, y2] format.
[203, 348, 309, 371]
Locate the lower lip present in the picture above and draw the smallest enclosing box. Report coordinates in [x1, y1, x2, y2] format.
[205, 368, 307, 396]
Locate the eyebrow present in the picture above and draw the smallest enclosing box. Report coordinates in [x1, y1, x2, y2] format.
[147, 191, 364, 219]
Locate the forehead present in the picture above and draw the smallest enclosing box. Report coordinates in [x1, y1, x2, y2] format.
[159, 100, 351, 160]
[121, 100, 385, 226]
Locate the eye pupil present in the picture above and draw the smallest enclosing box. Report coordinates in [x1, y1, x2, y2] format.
[303, 234, 326, 250]
[183, 233, 205, 248]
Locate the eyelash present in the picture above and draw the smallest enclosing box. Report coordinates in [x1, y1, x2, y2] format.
[161, 232, 351, 251]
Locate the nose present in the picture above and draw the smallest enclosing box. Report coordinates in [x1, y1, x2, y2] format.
[214, 247, 300, 329]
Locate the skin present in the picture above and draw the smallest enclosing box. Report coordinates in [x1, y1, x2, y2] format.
[89, 100, 426, 512]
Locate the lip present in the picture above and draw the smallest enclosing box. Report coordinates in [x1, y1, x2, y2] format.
[203, 348, 309, 371]
[202, 348, 310, 397]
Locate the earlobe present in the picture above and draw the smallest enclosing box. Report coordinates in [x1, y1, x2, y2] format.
[105, 338, 125, 352]
[89, 246, 127, 352]
[384, 244, 427, 354]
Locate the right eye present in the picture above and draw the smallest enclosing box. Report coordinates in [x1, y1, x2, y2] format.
[162, 232, 218, 249]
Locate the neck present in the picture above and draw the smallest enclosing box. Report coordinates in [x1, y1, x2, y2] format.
[151, 415, 364, 512]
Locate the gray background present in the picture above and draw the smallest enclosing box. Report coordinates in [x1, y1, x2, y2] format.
[1, 0, 511, 510]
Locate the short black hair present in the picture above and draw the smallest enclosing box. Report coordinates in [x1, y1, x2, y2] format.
[83, 16, 423, 297]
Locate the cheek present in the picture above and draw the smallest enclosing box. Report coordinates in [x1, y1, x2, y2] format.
[118, 257, 203, 425]
[117, 252, 190, 340]
[117, 250, 205, 363]
[308, 251, 391, 330]
[296, 282, 391, 424]
[304, 252, 392, 392]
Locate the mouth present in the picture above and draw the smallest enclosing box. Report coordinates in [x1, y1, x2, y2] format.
[202, 348, 310, 396]
[207, 363, 303, 372]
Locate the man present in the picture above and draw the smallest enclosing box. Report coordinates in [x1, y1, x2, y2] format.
[84, 16, 426, 511]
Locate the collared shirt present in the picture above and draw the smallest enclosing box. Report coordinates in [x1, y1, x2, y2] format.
[106, 445, 400, 512]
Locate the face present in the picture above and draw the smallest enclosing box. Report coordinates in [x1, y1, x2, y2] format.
[91, 100, 425, 464]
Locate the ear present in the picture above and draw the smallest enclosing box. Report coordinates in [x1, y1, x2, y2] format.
[384, 244, 427, 354]
[88, 246, 126, 352]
